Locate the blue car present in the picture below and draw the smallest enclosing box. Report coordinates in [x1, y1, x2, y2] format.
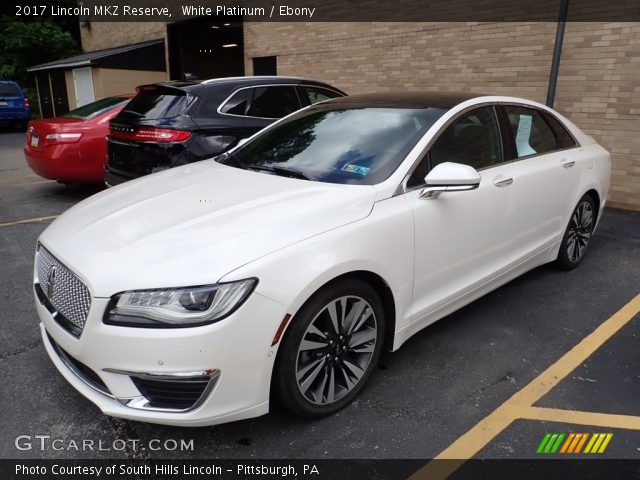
[0, 80, 30, 129]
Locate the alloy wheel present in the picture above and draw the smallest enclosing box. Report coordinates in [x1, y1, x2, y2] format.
[295, 296, 378, 405]
[566, 200, 594, 263]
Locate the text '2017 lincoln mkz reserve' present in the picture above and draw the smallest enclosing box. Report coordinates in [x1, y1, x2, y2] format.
[35, 93, 610, 426]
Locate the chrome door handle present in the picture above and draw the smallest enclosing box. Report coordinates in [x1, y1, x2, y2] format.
[493, 176, 513, 187]
[561, 159, 576, 168]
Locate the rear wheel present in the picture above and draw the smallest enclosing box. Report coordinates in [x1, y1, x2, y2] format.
[273, 279, 384, 417]
[556, 194, 596, 269]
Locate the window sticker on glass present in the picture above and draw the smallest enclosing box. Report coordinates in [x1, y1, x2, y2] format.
[515, 114, 536, 157]
[341, 164, 371, 176]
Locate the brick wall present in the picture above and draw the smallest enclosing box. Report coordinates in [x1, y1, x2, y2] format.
[555, 22, 640, 210]
[91, 68, 168, 101]
[81, 20, 640, 210]
[80, 22, 166, 52]
[244, 21, 640, 210]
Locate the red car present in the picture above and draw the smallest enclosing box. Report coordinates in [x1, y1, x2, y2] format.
[24, 95, 132, 183]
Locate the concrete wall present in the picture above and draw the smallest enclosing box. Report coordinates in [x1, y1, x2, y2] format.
[91, 68, 168, 100]
[80, 22, 167, 52]
[64, 70, 77, 111]
[63, 68, 168, 110]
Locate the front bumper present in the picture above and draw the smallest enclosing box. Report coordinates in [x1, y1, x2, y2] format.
[37, 290, 287, 426]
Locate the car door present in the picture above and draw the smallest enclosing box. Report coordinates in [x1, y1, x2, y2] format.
[192, 88, 250, 157]
[499, 105, 582, 261]
[403, 105, 523, 323]
[243, 85, 303, 134]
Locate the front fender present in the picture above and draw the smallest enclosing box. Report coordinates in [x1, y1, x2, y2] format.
[219, 196, 415, 350]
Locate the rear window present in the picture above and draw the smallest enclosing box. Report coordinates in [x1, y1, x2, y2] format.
[0, 83, 21, 97]
[121, 91, 193, 120]
[542, 111, 578, 149]
[64, 96, 128, 120]
[302, 86, 342, 104]
[505, 106, 557, 158]
[219, 89, 252, 116]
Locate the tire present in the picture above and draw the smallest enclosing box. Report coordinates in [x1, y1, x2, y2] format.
[556, 194, 596, 270]
[273, 279, 385, 417]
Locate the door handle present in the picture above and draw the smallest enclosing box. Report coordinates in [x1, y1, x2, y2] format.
[561, 159, 576, 168]
[493, 176, 513, 187]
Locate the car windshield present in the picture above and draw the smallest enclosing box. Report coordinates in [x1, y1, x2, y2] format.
[0, 83, 21, 96]
[218, 106, 447, 185]
[64, 97, 128, 119]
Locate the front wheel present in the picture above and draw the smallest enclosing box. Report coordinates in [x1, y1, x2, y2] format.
[273, 279, 385, 417]
[556, 194, 596, 269]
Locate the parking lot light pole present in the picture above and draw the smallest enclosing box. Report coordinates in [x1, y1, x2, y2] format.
[547, 0, 570, 108]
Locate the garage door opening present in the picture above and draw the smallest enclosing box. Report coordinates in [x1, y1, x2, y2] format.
[167, 18, 244, 81]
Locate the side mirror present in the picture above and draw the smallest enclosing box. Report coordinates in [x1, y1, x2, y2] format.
[420, 162, 480, 200]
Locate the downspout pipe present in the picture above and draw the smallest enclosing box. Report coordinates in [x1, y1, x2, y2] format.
[546, 0, 570, 107]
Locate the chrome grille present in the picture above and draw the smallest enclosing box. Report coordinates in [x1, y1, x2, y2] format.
[36, 246, 91, 332]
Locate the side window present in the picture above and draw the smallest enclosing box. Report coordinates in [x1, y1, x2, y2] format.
[504, 106, 557, 157]
[302, 86, 341, 105]
[246, 86, 301, 118]
[542, 111, 577, 149]
[219, 89, 252, 116]
[407, 106, 502, 188]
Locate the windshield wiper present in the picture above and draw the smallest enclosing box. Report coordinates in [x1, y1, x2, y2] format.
[248, 165, 315, 181]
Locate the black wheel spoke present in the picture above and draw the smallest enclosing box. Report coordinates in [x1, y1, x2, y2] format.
[566, 200, 593, 263]
[295, 295, 377, 405]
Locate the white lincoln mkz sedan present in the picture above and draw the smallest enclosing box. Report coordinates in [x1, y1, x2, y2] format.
[35, 93, 610, 426]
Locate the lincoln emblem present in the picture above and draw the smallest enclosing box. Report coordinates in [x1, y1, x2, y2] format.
[46, 266, 57, 297]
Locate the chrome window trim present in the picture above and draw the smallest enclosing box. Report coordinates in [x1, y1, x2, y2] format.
[298, 84, 345, 104]
[396, 101, 583, 196]
[216, 83, 343, 120]
[500, 101, 581, 149]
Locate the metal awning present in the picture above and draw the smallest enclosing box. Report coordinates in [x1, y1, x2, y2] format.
[27, 39, 165, 72]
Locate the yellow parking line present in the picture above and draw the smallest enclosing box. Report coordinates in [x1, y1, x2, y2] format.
[0, 215, 58, 228]
[410, 292, 640, 480]
[522, 406, 640, 431]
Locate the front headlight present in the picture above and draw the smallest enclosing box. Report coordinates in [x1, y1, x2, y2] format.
[103, 279, 257, 328]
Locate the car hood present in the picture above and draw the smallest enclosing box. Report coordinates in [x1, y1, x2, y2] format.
[39, 161, 376, 296]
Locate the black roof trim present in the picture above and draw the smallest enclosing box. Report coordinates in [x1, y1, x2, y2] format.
[140, 76, 346, 95]
[320, 92, 487, 109]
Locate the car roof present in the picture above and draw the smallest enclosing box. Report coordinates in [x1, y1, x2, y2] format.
[320, 92, 487, 109]
[144, 76, 343, 95]
[0, 80, 22, 88]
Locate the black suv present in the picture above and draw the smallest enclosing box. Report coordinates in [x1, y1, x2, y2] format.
[106, 76, 346, 185]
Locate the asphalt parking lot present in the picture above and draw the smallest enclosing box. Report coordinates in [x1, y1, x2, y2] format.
[1, 129, 639, 472]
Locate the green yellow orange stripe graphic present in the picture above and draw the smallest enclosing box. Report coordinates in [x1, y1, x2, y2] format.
[537, 433, 613, 454]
